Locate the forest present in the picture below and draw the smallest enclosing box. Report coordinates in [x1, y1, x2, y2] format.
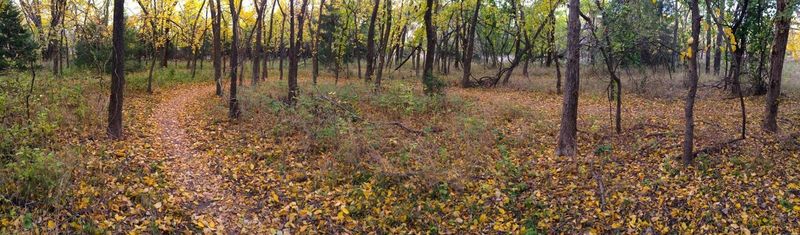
[1, 0, 800, 233]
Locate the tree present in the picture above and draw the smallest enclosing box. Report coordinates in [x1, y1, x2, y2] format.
[287, 0, 309, 104]
[364, 0, 379, 82]
[108, 0, 125, 139]
[763, 0, 795, 132]
[47, 0, 66, 76]
[210, 0, 223, 96]
[135, 0, 179, 93]
[682, 0, 700, 165]
[0, 0, 37, 72]
[422, 0, 442, 95]
[311, 0, 327, 84]
[373, 0, 391, 91]
[555, 0, 580, 156]
[460, 0, 481, 88]
[252, 0, 268, 86]
[228, 0, 241, 118]
[263, 0, 278, 80]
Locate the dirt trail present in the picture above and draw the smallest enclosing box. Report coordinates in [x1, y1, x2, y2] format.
[152, 85, 245, 232]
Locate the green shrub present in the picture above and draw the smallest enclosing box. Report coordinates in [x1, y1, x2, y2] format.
[373, 83, 463, 115]
[1, 147, 64, 205]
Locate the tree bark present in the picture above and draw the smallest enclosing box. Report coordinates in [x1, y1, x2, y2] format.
[228, 0, 241, 118]
[252, 0, 266, 86]
[713, 23, 722, 75]
[422, 0, 438, 95]
[704, 11, 711, 73]
[461, 0, 481, 88]
[108, 0, 125, 139]
[556, 0, 581, 156]
[264, 0, 278, 80]
[287, 0, 309, 104]
[312, 0, 326, 85]
[364, 0, 380, 82]
[279, 15, 286, 80]
[763, 0, 793, 132]
[211, 0, 223, 96]
[374, 0, 391, 91]
[682, 0, 701, 165]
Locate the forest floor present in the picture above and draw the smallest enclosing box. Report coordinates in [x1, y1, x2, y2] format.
[153, 85, 245, 233]
[2, 65, 800, 233]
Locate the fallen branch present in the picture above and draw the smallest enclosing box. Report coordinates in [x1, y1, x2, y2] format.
[693, 138, 744, 157]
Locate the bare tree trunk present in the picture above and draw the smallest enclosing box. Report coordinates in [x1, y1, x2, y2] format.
[461, 0, 481, 88]
[555, 0, 581, 157]
[704, 12, 711, 73]
[682, 0, 700, 165]
[671, 0, 678, 71]
[763, 0, 793, 132]
[211, 0, 223, 96]
[161, 28, 170, 67]
[264, 0, 277, 80]
[422, 0, 439, 95]
[108, 0, 125, 140]
[713, 23, 722, 75]
[228, 0, 241, 118]
[312, 0, 326, 85]
[147, 51, 156, 93]
[279, 15, 285, 80]
[364, 0, 380, 82]
[374, 0, 391, 91]
[108, 0, 125, 139]
[49, 0, 66, 77]
[252, 0, 265, 86]
[287, 0, 309, 104]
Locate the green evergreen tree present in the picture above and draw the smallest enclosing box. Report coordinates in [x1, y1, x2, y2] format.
[0, 0, 37, 71]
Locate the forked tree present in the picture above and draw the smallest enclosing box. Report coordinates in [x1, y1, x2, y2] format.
[364, 0, 379, 82]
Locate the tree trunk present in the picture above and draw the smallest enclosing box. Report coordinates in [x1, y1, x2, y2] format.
[374, 0, 391, 91]
[713, 23, 722, 75]
[147, 51, 156, 93]
[264, 0, 277, 80]
[287, 0, 309, 104]
[228, 0, 241, 118]
[682, 0, 700, 165]
[108, 0, 125, 139]
[422, 0, 438, 95]
[252, 0, 264, 86]
[211, 0, 223, 96]
[279, 15, 285, 80]
[312, 0, 326, 85]
[161, 28, 170, 67]
[364, 0, 380, 82]
[556, 0, 581, 156]
[461, 0, 481, 88]
[763, 0, 793, 132]
[704, 12, 711, 73]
